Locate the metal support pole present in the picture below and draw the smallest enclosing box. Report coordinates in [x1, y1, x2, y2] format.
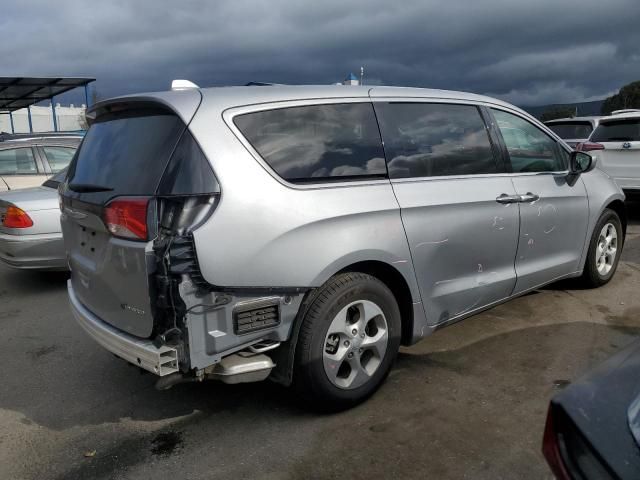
[84, 84, 90, 107]
[51, 97, 58, 132]
[27, 106, 33, 133]
[9, 112, 14, 134]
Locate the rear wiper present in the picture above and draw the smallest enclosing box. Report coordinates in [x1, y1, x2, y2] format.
[68, 183, 114, 193]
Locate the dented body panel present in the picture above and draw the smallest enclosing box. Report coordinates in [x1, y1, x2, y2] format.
[576, 166, 626, 268]
[511, 173, 589, 294]
[390, 176, 520, 326]
[62, 85, 625, 386]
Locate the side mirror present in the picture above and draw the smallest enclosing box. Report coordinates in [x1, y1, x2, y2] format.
[569, 151, 593, 174]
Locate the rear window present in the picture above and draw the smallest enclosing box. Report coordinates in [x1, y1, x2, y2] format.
[591, 119, 640, 142]
[234, 103, 386, 183]
[68, 110, 185, 199]
[546, 122, 593, 140]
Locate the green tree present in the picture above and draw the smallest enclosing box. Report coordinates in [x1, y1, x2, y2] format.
[540, 107, 575, 122]
[601, 80, 640, 115]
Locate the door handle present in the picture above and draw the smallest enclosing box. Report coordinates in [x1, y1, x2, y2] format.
[519, 192, 540, 203]
[496, 194, 521, 204]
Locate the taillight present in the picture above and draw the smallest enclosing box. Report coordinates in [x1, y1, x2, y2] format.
[103, 197, 150, 240]
[577, 142, 605, 152]
[542, 406, 572, 480]
[3, 206, 34, 228]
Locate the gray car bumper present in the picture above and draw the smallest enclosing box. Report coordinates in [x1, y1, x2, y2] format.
[0, 232, 66, 270]
[68, 281, 179, 376]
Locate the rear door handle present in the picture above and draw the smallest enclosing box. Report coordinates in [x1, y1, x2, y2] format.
[519, 192, 540, 203]
[496, 194, 521, 204]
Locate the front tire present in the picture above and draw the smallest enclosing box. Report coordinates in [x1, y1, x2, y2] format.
[294, 272, 401, 410]
[582, 209, 623, 287]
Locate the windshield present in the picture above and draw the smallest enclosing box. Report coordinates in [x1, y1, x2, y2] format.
[546, 121, 593, 139]
[591, 118, 640, 142]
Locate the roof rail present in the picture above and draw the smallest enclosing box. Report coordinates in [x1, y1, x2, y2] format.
[611, 109, 640, 115]
[171, 79, 199, 91]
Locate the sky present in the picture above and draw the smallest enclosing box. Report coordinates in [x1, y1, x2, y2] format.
[2, 0, 639, 107]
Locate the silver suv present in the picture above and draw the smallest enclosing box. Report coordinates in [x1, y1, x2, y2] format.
[60, 85, 626, 409]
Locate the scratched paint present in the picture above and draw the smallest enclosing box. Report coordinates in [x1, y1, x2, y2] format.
[414, 238, 449, 248]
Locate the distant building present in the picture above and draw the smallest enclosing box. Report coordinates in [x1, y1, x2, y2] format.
[343, 73, 360, 86]
[0, 104, 86, 133]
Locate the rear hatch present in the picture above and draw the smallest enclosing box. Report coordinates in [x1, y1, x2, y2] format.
[589, 117, 640, 188]
[545, 120, 594, 148]
[60, 92, 217, 338]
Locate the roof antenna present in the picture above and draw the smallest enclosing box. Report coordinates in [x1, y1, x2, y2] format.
[171, 79, 199, 91]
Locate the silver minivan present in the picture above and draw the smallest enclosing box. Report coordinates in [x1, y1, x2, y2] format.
[60, 85, 626, 409]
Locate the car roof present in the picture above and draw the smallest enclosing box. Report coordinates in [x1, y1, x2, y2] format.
[92, 84, 531, 118]
[0, 136, 82, 148]
[200, 84, 525, 111]
[544, 116, 601, 124]
[599, 111, 640, 122]
[0, 132, 84, 141]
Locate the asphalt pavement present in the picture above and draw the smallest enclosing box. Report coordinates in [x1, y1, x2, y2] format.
[0, 202, 638, 480]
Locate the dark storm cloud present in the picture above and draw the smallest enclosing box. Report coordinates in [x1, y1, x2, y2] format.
[2, 0, 639, 105]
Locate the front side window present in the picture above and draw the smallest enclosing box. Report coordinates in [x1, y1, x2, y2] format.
[234, 103, 386, 183]
[0, 147, 38, 175]
[493, 109, 566, 173]
[374, 102, 497, 179]
[42, 146, 76, 173]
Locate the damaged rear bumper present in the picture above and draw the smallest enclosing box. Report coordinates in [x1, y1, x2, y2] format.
[68, 280, 179, 376]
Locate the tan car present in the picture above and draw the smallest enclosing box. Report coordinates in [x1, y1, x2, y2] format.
[0, 134, 81, 191]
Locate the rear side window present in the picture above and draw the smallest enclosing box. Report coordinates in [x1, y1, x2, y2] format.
[42, 146, 76, 173]
[68, 110, 185, 200]
[234, 103, 386, 183]
[0, 147, 38, 175]
[546, 122, 593, 140]
[374, 102, 497, 179]
[591, 119, 640, 142]
[492, 109, 567, 173]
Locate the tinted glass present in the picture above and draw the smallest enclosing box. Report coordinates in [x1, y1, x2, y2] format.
[42, 146, 76, 172]
[157, 129, 220, 195]
[493, 109, 566, 172]
[0, 147, 37, 175]
[234, 103, 386, 183]
[68, 110, 184, 201]
[546, 122, 593, 140]
[375, 103, 497, 178]
[591, 119, 640, 142]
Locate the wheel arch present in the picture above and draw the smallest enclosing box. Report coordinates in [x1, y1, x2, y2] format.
[605, 199, 627, 237]
[270, 259, 425, 386]
[335, 260, 415, 346]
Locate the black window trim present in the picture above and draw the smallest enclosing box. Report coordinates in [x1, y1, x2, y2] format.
[488, 106, 571, 175]
[0, 146, 45, 176]
[226, 99, 392, 190]
[372, 100, 506, 181]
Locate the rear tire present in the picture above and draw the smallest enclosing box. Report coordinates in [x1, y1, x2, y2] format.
[294, 272, 401, 411]
[581, 209, 623, 287]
